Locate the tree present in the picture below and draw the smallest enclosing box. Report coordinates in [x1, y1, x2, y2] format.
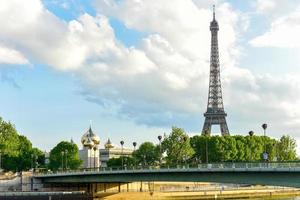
[49, 141, 82, 170]
[132, 142, 160, 166]
[107, 157, 122, 168]
[190, 134, 294, 163]
[107, 157, 135, 168]
[161, 127, 194, 166]
[0, 118, 20, 157]
[0, 118, 45, 171]
[277, 135, 297, 161]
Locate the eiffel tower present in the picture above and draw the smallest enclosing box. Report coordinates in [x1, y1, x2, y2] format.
[202, 5, 229, 136]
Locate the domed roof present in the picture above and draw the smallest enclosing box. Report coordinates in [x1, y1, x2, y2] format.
[81, 126, 100, 147]
[83, 136, 94, 148]
[105, 138, 114, 149]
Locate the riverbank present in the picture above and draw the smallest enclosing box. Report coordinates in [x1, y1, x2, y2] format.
[97, 187, 300, 200]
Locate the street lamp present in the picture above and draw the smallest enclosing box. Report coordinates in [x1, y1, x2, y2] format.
[89, 146, 92, 169]
[31, 154, 35, 170]
[158, 135, 162, 166]
[120, 140, 124, 169]
[249, 131, 254, 161]
[143, 155, 146, 168]
[133, 142, 137, 151]
[204, 130, 209, 164]
[191, 143, 197, 166]
[133, 142, 137, 168]
[93, 146, 97, 169]
[0, 150, 2, 170]
[61, 151, 64, 171]
[262, 123, 268, 162]
[182, 136, 187, 166]
[34, 155, 38, 170]
[65, 150, 68, 171]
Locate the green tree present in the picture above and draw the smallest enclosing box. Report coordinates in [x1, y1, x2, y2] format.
[162, 127, 194, 166]
[277, 135, 297, 161]
[107, 157, 122, 168]
[190, 135, 204, 163]
[0, 118, 45, 171]
[49, 141, 82, 170]
[190, 134, 290, 163]
[107, 157, 135, 168]
[0, 118, 20, 157]
[132, 142, 160, 166]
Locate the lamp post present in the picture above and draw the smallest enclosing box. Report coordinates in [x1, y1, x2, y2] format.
[31, 154, 35, 170]
[192, 143, 198, 166]
[34, 155, 38, 171]
[143, 155, 146, 168]
[61, 151, 64, 171]
[89, 146, 92, 169]
[93, 146, 97, 169]
[273, 143, 278, 162]
[158, 135, 162, 166]
[133, 142, 137, 168]
[0, 150, 2, 170]
[204, 130, 209, 164]
[65, 150, 68, 171]
[120, 140, 124, 169]
[262, 123, 268, 162]
[182, 136, 187, 167]
[133, 142, 137, 151]
[249, 131, 254, 161]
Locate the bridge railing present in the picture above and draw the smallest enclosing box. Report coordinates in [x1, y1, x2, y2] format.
[33, 162, 300, 176]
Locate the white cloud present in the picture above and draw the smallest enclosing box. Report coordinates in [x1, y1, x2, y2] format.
[256, 0, 276, 13]
[255, 0, 299, 17]
[250, 6, 300, 48]
[0, 45, 28, 65]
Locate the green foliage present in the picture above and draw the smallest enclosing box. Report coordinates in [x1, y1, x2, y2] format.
[161, 127, 194, 166]
[0, 118, 20, 157]
[132, 142, 160, 166]
[107, 157, 122, 168]
[0, 118, 45, 171]
[49, 141, 82, 170]
[107, 156, 135, 168]
[190, 134, 297, 163]
[277, 135, 297, 161]
[107, 142, 159, 168]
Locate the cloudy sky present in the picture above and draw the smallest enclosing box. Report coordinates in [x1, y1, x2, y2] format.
[1, 0, 300, 152]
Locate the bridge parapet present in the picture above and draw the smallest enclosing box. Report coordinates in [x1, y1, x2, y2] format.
[33, 162, 300, 178]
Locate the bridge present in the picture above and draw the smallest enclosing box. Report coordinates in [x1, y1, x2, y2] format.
[33, 163, 300, 188]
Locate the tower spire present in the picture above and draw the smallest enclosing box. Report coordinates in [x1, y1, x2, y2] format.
[89, 120, 92, 129]
[213, 5, 215, 20]
[202, 4, 229, 136]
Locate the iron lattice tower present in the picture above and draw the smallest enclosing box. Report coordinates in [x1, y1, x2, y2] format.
[202, 6, 229, 136]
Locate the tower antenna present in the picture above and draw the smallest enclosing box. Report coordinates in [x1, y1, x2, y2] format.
[213, 5, 216, 20]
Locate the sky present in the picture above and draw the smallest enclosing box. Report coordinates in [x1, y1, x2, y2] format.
[1, 0, 300, 153]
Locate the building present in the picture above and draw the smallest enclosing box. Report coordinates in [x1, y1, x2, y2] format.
[202, 5, 229, 135]
[78, 126, 100, 168]
[100, 138, 133, 168]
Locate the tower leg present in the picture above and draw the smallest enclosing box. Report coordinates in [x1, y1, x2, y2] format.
[202, 118, 212, 135]
[219, 117, 229, 135]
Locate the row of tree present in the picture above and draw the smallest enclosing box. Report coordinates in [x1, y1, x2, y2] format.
[108, 127, 297, 167]
[0, 117, 298, 171]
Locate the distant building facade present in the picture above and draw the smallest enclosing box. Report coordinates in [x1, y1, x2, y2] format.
[78, 127, 133, 168]
[78, 126, 100, 168]
[100, 138, 133, 168]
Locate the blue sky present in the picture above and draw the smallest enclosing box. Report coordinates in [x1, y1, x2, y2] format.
[1, 0, 300, 152]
